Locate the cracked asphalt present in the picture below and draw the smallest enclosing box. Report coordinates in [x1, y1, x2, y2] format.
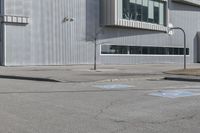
[0, 75, 200, 133]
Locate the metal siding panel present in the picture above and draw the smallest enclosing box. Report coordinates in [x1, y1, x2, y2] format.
[4, 0, 95, 65]
[2, 0, 200, 66]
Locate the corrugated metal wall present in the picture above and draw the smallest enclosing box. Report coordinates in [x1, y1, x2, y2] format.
[4, 0, 95, 65]
[99, 0, 200, 64]
[169, 0, 200, 63]
[0, 0, 4, 65]
[2, 0, 200, 66]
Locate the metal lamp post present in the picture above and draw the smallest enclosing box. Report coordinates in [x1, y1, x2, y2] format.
[93, 27, 104, 70]
[169, 27, 187, 70]
[94, 36, 97, 70]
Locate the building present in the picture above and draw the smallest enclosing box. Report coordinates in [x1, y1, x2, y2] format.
[0, 0, 200, 66]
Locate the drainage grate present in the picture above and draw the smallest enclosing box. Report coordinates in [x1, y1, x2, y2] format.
[149, 90, 200, 98]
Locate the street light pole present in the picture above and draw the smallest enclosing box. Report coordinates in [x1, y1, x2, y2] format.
[169, 27, 187, 70]
[93, 27, 104, 70]
[94, 37, 97, 70]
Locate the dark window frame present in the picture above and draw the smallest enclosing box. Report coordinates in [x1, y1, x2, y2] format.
[101, 45, 190, 56]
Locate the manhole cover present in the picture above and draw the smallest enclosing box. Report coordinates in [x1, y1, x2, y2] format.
[149, 90, 200, 98]
[95, 84, 132, 90]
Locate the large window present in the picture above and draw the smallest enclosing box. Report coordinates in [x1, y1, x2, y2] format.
[101, 45, 190, 55]
[123, 0, 166, 25]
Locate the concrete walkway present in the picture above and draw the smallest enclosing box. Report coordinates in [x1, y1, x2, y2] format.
[0, 64, 200, 83]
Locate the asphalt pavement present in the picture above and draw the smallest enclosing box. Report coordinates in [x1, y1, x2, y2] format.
[0, 64, 199, 133]
[0, 71, 199, 133]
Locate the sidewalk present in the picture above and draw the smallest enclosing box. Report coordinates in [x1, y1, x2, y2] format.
[0, 64, 200, 83]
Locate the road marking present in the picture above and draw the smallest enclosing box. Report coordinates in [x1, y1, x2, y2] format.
[149, 89, 200, 98]
[94, 84, 134, 90]
[165, 86, 200, 89]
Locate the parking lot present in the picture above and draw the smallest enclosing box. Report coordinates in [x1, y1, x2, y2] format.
[0, 72, 200, 133]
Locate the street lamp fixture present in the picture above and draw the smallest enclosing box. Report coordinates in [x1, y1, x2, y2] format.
[168, 27, 187, 70]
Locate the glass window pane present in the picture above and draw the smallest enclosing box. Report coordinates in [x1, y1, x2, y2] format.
[165, 48, 170, 55]
[154, 5, 159, 24]
[130, 3, 136, 20]
[142, 6, 148, 22]
[186, 48, 190, 55]
[159, 3, 164, 25]
[136, 0, 142, 5]
[136, 4, 142, 21]
[149, 47, 156, 54]
[174, 48, 179, 55]
[122, 0, 165, 25]
[142, 47, 149, 54]
[102, 45, 189, 55]
[156, 47, 162, 54]
[169, 48, 174, 55]
[148, 0, 154, 20]
[112, 46, 128, 54]
[130, 46, 142, 54]
[154, 1, 159, 7]
[179, 48, 184, 55]
[102, 45, 129, 54]
[130, 0, 136, 3]
[143, 0, 148, 7]
[123, 0, 130, 19]
[101, 45, 113, 54]
[162, 47, 167, 54]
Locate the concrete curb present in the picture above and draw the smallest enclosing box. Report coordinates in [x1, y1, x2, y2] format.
[0, 74, 164, 83]
[0, 75, 145, 83]
[164, 75, 200, 82]
[0, 75, 60, 82]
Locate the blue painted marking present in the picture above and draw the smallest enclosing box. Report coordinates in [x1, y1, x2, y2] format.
[95, 84, 131, 90]
[149, 90, 200, 98]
